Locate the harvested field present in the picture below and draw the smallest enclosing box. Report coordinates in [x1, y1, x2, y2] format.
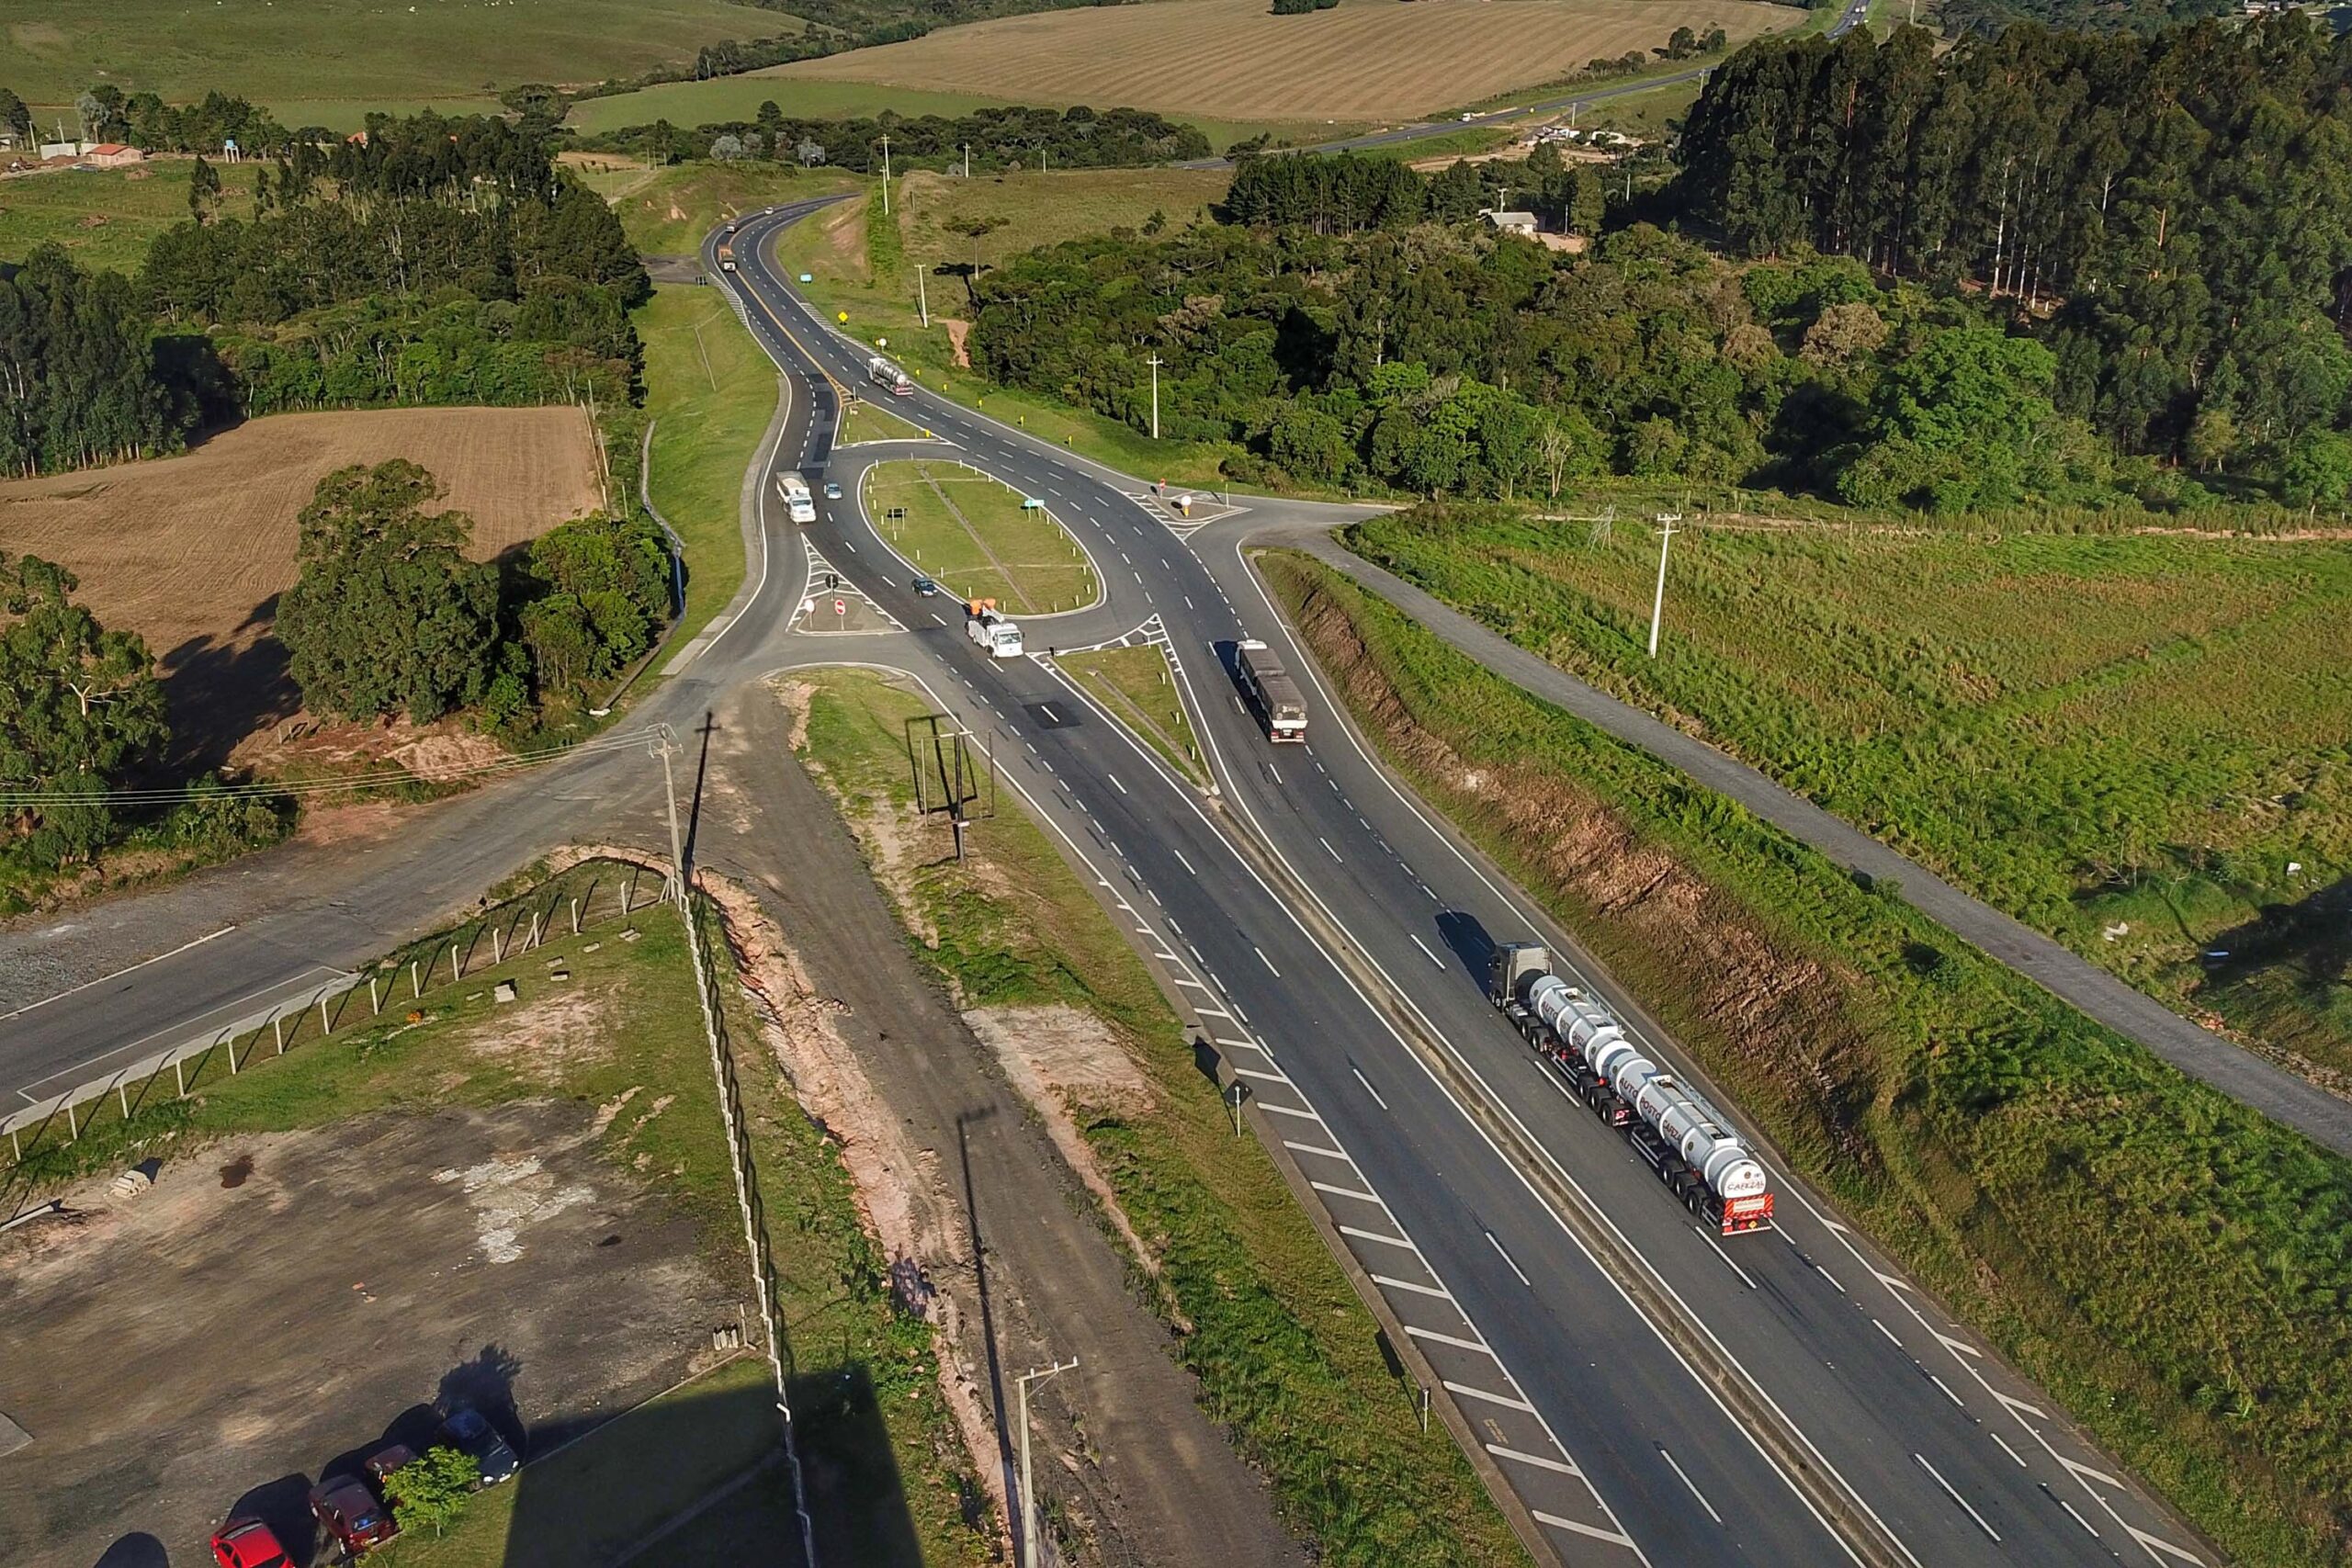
[0, 407, 602, 765]
[761, 0, 1794, 123]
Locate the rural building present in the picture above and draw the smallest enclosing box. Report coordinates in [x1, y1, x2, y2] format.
[39, 140, 89, 161]
[1485, 209, 1541, 236]
[85, 143, 146, 168]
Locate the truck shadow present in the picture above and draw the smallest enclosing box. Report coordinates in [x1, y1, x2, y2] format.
[1436, 908, 1497, 987]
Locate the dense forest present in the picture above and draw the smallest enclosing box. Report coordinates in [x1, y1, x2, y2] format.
[0, 113, 645, 479]
[1936, 0, 2237, 39]
[1679, 16, 2352, 483]
[598, 103, 1211, 172]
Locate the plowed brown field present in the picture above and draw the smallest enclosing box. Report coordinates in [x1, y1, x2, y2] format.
[0, 406, 601, 760]
[761, 0, 1793, 123]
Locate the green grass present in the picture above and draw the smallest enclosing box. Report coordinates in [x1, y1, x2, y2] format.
[1345, 503, 2352, 1081]
[1261, 547, 2352, 1568]
[775, 186, 1239, 489]
[863, 457, 1097, 614]
[0, 161, 252, 273]
[837, 394, 933, 445]
[569, 77, 1024, 138]
[588, 158, 861, 257]
[1056, 644, 1206, 787]
[788, 667, 1532, 1566]
[9, 0, 761, 114]
[638, 284, 774, 651]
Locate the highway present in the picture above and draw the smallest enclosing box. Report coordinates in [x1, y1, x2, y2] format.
[0, 188, 2208, 1568]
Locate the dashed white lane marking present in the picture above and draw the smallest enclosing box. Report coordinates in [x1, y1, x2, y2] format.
[1658, 1448, 1724, 1526]
[2061, 1500, 2102, 1540]
[1916, 1454, 2001, 1542]
[1872, 1318, 1903, 1348]
[1374, 1274, 1454, 1301]
[1535, 1512, 1636, 1547]
[1409, 933, 1445, 968]
[1928, 1373, 1965, 1409]
[1988, 1432, 2027, 1468]
[1107, 773, 1127, 795]
[1351, 1066, 1389, 1111]
[1815, 1262, 1846, 1293]
[1447, 1381, 1535, 1415]
[1489, 1445, 1581, 1478]
[1172, 847, 1196, 875]
[1405, 1325, 1497, 1357]
[1694, 1227, 1758, 1291]
[1486, 1229, 1532, 1288]
[1254, 945, 1280, 976]
[931, 613, 946, 626]
[1320, 837, 1343, 863]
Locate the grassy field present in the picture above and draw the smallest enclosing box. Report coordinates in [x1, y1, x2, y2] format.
[775, 185, 1239, 488]
[638, 286, 774, 651]
[789, 667, 1532, 1566]
[0, 161, 252, 273]
[838, 394, 933, 445]
[759, 0, 1790, 124]
[1055, 644, 1206, 786]
[582, 156, 858, 257]
[1346, 507, 2352, 1084]
[863, 457, 1097, 614]
[6, 0, 761, 114]
[569, 76, 1023, 138]
[1261, 548, 2352, 1568]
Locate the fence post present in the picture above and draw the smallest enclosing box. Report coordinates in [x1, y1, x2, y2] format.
[448, 942, 460, 982]
[175, 1058, 185, 1100]
[528, 912, 540, 950]
[571, 897, 581, 936]
[8, 1127, 17, 1162]
[370, 976, 381, 1015]
[412, 960, 423, 998]
[119, 1081, 130, 1121]
[66, 1100, 78, 1141]
[318, 994, 331, 1038]
[492, 925, 504, 964]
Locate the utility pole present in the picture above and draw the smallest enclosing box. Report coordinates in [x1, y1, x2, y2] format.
[917, 262, 929, 327]
[650, 724, 688, 903]
[1646, 513, 1680, 659]
[880, 133, 891, 215]
[1017, 1358, 1079, 1568]
[1146, 354, 1163, 439]
[963, 142, 970, 178]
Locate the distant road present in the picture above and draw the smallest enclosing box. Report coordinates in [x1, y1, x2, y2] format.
[1181, 0, 1868, 166]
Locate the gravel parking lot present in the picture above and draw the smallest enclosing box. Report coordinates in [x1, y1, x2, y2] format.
[0, 1100, 735, 1568]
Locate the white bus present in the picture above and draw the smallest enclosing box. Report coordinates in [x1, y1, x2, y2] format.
[775, 470, 817, 525]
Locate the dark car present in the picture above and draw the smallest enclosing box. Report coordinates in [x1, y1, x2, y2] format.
[209, 1517, 294, 1568]
[310, 1470, 397, 1558]
[361, 1443, 416, 1488]
[912, 576, 940, 597]
[438, 1405, 521, 1486]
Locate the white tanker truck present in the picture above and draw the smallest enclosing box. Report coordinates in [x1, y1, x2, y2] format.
[1488, 942, 1775, 1235]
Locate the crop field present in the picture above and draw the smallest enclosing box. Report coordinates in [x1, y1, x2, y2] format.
[0, 163, 252, 275]
[863, 457, 1096, 614]
[758, 0, 1793, 124]
[0, 407, 600, 755]
[6, 0, 763, 115]
[1347, 509, 2352, 1080]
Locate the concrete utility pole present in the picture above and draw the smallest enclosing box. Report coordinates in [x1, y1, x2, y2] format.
[1017, 1358, 1079, 1568]
[963, 142, 970, 178]
[880, 133, 891, 215]
[1646, 513, 1681, 659]
[650, 725, 688, 903]
[917, 262, 929, 327]
[1146, 353, 1163, 440]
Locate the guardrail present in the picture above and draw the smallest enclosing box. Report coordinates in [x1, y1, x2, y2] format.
[2, 857, 664, 1177]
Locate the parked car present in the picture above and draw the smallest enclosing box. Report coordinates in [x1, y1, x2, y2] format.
[209, 1517, 294, 1568]
[310, 1470, 397, 1558]
[912, 576, 940, 597]
[822, 479, 843, 501]
[438, 1405, 521, 1486]
[361, 1443, 416, 1488]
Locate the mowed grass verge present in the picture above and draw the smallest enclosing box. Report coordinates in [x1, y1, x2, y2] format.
[0, 162, 253, 273]
[862, 458, 1096, 614]
[638, 285, 772, 651]
[788, 668, 1532, 1566]
[838, 394, 934, 446]
[1261, 549, 2352, 1568]
[1055, 645, 1206, 787]
[1346, 506, 2352, 1081]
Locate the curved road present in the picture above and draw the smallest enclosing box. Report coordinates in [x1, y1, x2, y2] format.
[1, 191, 2213, 1568]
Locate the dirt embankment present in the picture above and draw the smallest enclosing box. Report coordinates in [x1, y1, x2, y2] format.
[1280, 567, 1882, 1170]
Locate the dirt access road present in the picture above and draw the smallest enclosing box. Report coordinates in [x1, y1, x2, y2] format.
[678, 679, 1301, 1567]
[0, 1100, 733, 1568]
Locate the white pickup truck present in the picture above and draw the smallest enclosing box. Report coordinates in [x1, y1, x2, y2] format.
[966, 604, 1024, 659]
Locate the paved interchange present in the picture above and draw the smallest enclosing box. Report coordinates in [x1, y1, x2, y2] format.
[0, 195, 2215, 1568]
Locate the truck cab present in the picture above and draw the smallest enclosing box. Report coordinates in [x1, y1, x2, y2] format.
[964, 599, 1024, 659]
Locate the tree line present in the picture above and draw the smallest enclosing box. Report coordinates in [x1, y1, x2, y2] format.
[600, 102, 1211, 172]
[1676, 15, 2352, 486]
[1, 111, 645, 480]
[968, 155, 2282, 513]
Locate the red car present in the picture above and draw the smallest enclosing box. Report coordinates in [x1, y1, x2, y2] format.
[209, 1517, 294, 1568]
[310, 1469, 398, 1558]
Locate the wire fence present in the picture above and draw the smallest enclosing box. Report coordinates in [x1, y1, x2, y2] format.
[1, 857, 666, 1179]
[683, 886, 819, 1567]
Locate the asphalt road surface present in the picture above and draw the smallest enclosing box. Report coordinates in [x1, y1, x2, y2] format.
[1, 194, 2215, 1568]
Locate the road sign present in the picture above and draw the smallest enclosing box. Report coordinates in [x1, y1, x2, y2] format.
[834, 597, 846, 616]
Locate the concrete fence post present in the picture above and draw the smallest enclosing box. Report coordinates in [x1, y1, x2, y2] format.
[317, 994, 330, 1038]
[9, 1127, 17, 1161]
[528, 912, 541, 950]
[570, 897, 581, 936]
[492, 926, 505, 964]
[175, 1059, 186, 1099]
[268, 1016, 280, 1056]
[118, 1081, 130, 1121]
[448, 942, 459, 982]
[66, 1100, 78, 1141]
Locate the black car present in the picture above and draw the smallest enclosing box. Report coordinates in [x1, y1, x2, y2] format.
[437, 1406, 520, 1487]
[912, 576, 940, 597]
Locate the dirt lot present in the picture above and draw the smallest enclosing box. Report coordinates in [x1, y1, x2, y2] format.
[763, 0, 1792, 123]
[0, 407, 602, 765]
[0, 1100, 733, 1568]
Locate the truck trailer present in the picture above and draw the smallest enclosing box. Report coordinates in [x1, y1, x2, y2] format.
[1489, 943, 1774, 1235]
[775, 470, 816, 524]
[868, 356, 915, 397]
[1234, 639, 1307, 743]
